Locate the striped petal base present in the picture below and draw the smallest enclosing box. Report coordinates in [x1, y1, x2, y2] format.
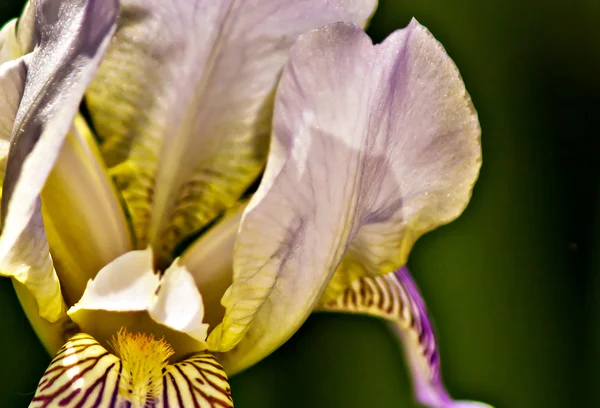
[30, 333, 233, 408]
[318, 267, 492, 408]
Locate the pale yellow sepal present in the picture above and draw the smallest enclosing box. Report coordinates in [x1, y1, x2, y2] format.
[42, 115, 132, 305]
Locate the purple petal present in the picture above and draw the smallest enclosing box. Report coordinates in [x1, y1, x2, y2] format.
[213, 20, 480, 373]
[320, 267, 492, 408]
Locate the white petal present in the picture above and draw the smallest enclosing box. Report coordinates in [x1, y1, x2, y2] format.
[0, 54, 64, 324]
[148, 261, 209, 343]
[68, 248, 158, 314]
[70, 248, 209, 344]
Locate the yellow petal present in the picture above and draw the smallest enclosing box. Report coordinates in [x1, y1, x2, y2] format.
[42, 116, 133, 305]
[0, 53, 65, 323]
[13, 281, 73, 354]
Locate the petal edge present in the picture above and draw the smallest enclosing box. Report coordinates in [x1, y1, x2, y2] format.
[213, 20, 481, 374]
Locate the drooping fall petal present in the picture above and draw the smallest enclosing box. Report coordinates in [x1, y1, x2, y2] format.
[85, 0, 377, 263]
[0, 0, 118, 321]
[318, 267, 493, 408]
[31, 332, 233, 407]
[212, 20, 481, 374]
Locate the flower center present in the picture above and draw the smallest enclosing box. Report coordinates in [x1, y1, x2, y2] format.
[111, 328, 174, 407]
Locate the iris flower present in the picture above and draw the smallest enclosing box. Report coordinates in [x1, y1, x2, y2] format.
[0, 0, 489, 407]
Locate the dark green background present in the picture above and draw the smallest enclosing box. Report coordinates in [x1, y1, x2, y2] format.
[1, 0, 596, 406]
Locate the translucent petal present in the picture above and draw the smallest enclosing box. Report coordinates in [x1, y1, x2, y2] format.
[213, 20, 481, 373]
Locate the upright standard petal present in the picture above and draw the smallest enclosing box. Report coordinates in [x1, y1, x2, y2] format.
[319, 268, 493, 408]
[86, 0, 377, 263]
[212, 20, 481, 373]
[0, 0, 118, 321]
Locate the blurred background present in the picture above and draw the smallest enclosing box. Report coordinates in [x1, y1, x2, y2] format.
[0, 0, 596, 407]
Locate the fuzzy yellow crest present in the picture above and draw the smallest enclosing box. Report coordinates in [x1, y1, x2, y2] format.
[31, 332, 233, 407]
[112, 328, 174, 407]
